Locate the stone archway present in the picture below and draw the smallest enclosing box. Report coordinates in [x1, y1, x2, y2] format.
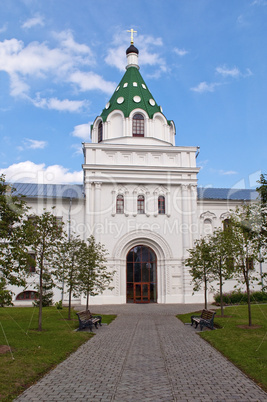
[126, 245, 157, 303]
[112, 230, 173, 304]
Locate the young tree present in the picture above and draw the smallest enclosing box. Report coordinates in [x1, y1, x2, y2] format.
[230, 203, 264, 326]
[54, 234, 84, 320]
[78, 235, 113, 311]
[0, 277, 13, 307]
[33, 270, 54, 307]
[256, 173, 267, 289]
[0, 175, 30, 295]
[209, 228, 235, 316]
[185, 236, 214, 309]
[25, 210, 64, 331]
[256, 173, 267, 205]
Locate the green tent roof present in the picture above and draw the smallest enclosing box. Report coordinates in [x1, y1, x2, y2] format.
[100, 66, 164, 122]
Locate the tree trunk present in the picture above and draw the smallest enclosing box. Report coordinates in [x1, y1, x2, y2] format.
[204, 268, 207, 309]
[245, 262, 252, 326]
[68, 287, 72, 320]
[38, 263, 43, 331]
[219, 259, 224, 316]
[86, 291, 89, 312]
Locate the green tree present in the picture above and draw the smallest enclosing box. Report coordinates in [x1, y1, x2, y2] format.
[78, 235, 113, 311]
[256, 173, 267, 205]
[230, 203, 264, 326]
[25, 210, 64, 331]
[256, 173, 267, 289]
[185, 236, 214, 309]
[33, 270, 54, 307]
[0, 175, 30, 296]
[0, 277, 13, 307]
[209, 228, 235, 316]
[54, 234, 84, 320]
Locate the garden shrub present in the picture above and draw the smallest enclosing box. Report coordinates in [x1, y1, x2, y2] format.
[214, 290, 267, 305]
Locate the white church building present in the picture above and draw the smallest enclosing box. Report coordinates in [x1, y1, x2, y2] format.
[12, 40, 262, 306]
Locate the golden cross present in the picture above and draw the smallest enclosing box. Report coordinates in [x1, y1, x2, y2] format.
[127, 28, 137, 44]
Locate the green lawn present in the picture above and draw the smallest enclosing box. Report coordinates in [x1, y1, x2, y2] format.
[177, 304, 267, 392]
[0, 307, 116, 401]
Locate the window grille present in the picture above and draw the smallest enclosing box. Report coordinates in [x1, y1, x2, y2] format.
[133, 113, 144, 137]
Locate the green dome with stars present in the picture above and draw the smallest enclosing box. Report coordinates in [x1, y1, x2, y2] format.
[100, 45, 165, 122]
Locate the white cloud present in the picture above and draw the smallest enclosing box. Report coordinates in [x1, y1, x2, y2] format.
[244, 68, 253, 77]
[219, 170, 238, 176]
[173, 47, 188, 57]
[190, 81, 219, 93]
[21, 14, 45, 29]
[69, 71, 115, 94]
[251, 0, 267, 5]
[105, 32, 167, 77]
[24, 138, 47, 149]
[54, 30, 94, 57]
[216, 66, 241, 78]
[105, 45, 126, 71]
[197, 159, 209, 170]
[71, 123, 91, 140]
[71, 144, 83, 156]
[32, 95, 87, 112]
[216, 65, 253, 79]
[0, 31, 113, 100]
[0, 161, 83, 184]
[0, 23, 7, 33]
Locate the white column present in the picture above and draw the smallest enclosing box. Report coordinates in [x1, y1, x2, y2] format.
[145, 191, 150, 217]
[84, 179, 93, 240]
[166, 190, 171, 217]
[181, 184, 190, 252]
[132, 190, 137, 216]
[94, 181, 102, 241]
[111, 190, 116, 216]
[190, 184, 198, 244]
[153, 190, 158, 217]
[124, 190, 129, 216]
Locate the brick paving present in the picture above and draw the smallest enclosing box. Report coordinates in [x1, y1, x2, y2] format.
[16, 304, 267, 401]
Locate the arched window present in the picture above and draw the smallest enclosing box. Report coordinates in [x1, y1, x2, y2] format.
[16, 291, 38, 301]
[98, 121, 103, 143]
[137, 195, 145, 214]
[158, 196, 165, 214]
[133, 113, 144, 137]
[203, 218, 212, 235]
[116, 195, 124, 214]
[223, 218, 231, 231]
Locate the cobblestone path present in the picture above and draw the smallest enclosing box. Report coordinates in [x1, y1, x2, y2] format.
[16, 304, 267, 401]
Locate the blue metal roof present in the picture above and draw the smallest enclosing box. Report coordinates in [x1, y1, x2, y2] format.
[9, 183, 258, 201]
[11, 183, 84, 199]
[197, 187, 258, 201]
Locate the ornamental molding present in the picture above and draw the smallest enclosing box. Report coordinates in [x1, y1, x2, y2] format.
[112, 229, 173, 260]
[153, 185, 168, 195]
[200, 211, 217, 220]
[133, 185, 149, 195]
[220, 211, 231, 221]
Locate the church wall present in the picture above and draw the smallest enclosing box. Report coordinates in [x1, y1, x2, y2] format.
[82, 177, 199, 305]
[196, 198, 267, 303]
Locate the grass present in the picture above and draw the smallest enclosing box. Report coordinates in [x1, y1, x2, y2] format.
[177, 304, 267, 392]
[0, 306, 116, 401]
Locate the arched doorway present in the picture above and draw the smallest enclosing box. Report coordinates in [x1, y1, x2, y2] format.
[126, 245, 157, 303]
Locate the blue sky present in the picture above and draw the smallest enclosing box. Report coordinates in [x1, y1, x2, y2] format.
[0, 0, 266, 189]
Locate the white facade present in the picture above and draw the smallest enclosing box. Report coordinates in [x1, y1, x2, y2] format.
[12, 44, 266, 306]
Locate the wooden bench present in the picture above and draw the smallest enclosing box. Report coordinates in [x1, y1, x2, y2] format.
[191, 309, 216, 331]
[76, 310, 102, 332]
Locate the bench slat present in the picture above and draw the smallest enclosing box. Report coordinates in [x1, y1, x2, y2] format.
[191, 309, 216, 331]
[76, 310, 102, 332]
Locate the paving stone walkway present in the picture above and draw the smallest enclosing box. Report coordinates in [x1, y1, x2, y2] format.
[16, 304, 267, 401]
